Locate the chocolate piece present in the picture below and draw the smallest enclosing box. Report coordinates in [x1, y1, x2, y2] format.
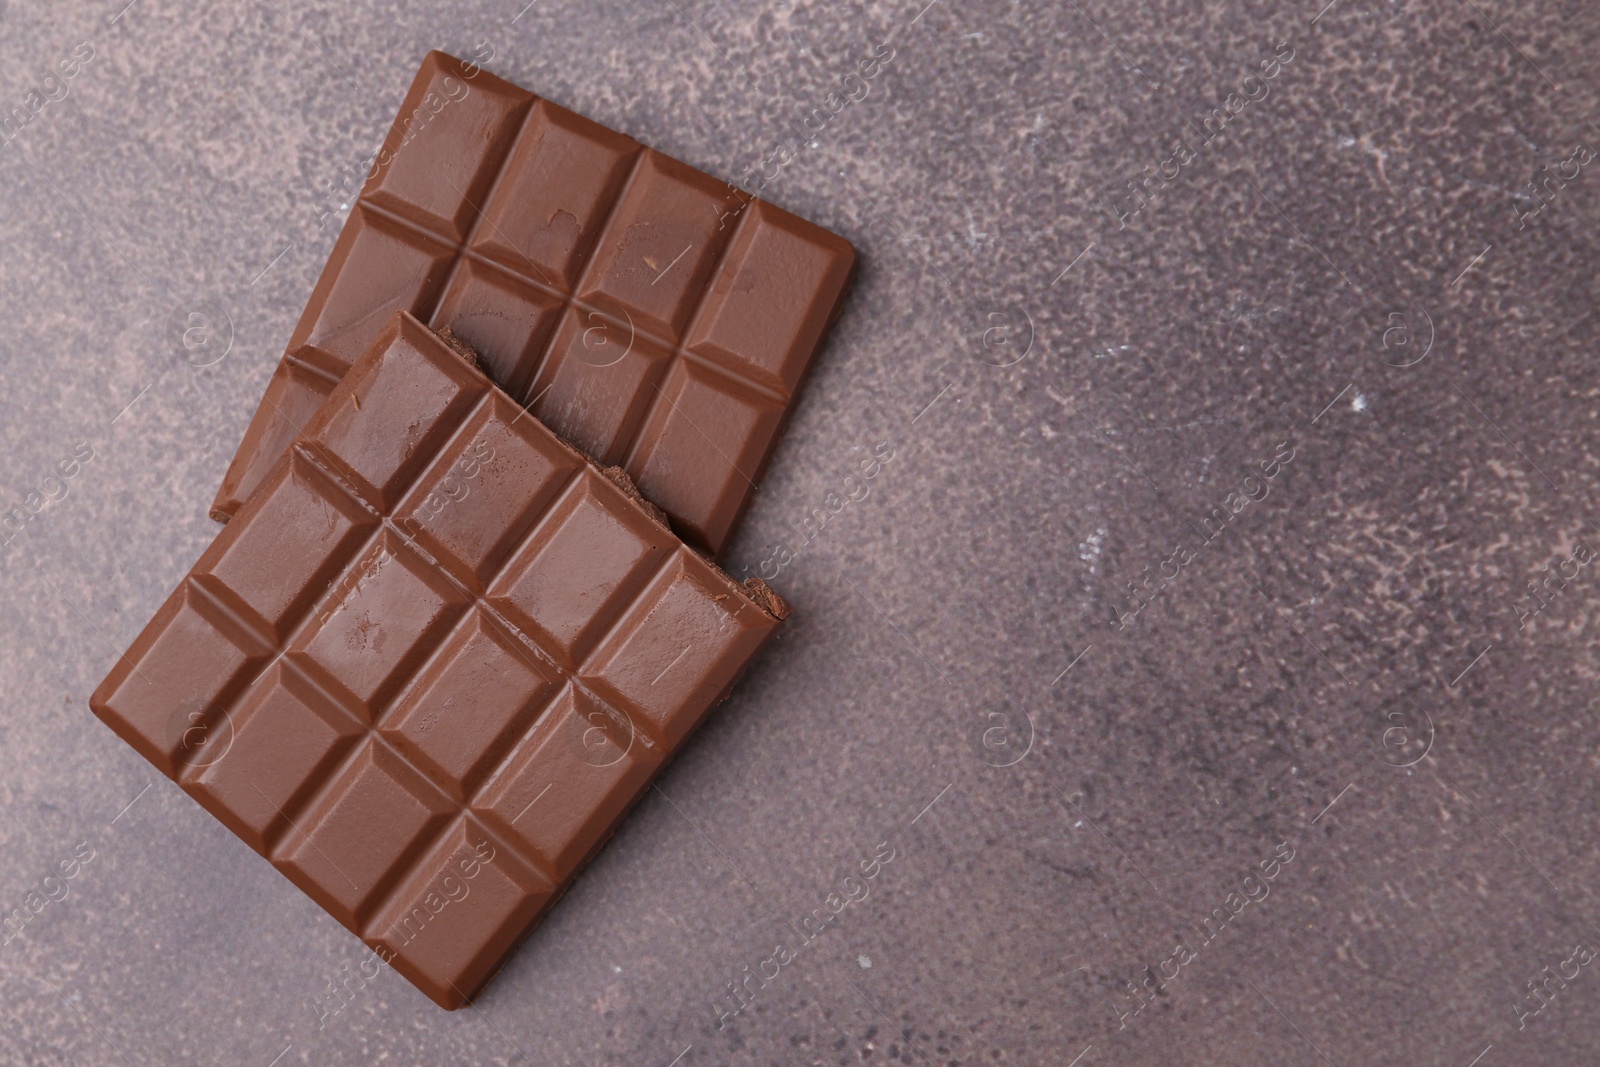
[212, 50, 855, 557]
[93, 312, 788, 1009]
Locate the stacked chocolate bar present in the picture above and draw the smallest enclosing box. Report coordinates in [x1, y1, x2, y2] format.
[91, 52, 854, 1009]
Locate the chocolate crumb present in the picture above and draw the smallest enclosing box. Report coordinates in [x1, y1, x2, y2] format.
[742, 579, 791, 621]
[433, 326, 479, 369]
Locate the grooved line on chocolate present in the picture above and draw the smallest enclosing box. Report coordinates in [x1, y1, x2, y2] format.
[285, 177, 792, 405]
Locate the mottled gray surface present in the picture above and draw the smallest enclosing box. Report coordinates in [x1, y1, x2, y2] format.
[2, 0, 1599, 1063]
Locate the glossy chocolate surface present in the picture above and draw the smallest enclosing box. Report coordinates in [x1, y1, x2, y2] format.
[210, 51, 856, 557]
[93, 312, 787, 1009]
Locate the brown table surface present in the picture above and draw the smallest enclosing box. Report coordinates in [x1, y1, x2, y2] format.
[2, 1, 1598, 1064]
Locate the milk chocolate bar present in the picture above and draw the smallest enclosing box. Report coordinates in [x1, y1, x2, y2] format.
[212, 50, 855, 557]
[93, 312, 788, 1008]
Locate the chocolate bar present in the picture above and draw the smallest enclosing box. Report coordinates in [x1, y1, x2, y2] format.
[212, 51, 855, 557]
[93, 312, 789, 1009]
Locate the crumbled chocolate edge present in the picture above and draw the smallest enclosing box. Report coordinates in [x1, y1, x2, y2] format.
[742, 578, 791, 621]
[598, 464, 670, 530]
[433, 326, 479, 369]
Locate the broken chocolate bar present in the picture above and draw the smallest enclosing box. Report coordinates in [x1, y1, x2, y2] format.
[93, 311, 788, 1009]
[212, 50, 856, 557]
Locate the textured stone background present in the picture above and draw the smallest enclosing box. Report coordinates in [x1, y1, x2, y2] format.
[2, 0, 1599, 1063]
